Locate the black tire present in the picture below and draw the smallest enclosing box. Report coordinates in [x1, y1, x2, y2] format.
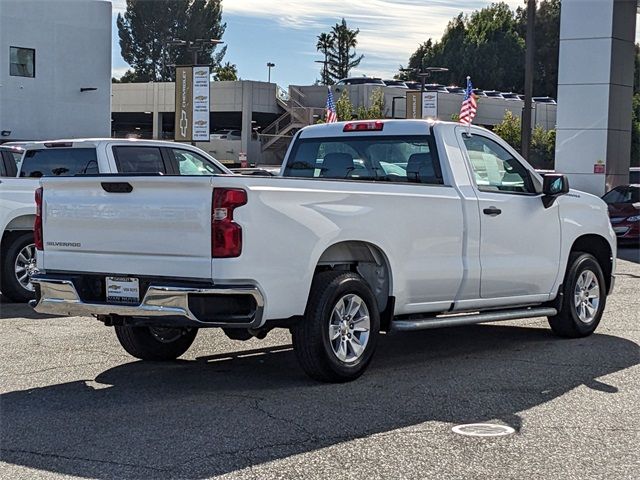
[292, 271, 380, 382]
[1, 231, 36, 303]
[548, 252, 607, 338]
[114, 325, 198, 360]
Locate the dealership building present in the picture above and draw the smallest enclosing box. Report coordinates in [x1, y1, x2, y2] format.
[0, 0, 111, 141]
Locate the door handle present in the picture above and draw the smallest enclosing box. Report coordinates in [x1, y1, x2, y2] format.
[101, 182, 133, 193]
[483, 206, 502, 216]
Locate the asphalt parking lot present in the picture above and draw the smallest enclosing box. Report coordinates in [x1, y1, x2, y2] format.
[1, 247, 638, 480]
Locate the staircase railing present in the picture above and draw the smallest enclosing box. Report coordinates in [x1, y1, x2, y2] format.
[261, 85, 327, 151]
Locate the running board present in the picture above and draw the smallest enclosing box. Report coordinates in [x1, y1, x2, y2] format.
[391, 307, 557, 332]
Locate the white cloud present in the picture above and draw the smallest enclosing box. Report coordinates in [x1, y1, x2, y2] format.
[224, 0, 525, 78]
[110, 0, 126, 14]
[111, 66, 129, 79]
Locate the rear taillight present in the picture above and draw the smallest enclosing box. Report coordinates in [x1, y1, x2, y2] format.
[34, 187, 43, 250]
[212, 188, 247, 258]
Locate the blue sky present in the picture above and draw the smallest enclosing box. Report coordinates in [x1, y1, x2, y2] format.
[110, 0, 640, 86]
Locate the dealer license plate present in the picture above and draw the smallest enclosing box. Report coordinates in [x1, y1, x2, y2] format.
[106, 276, 140, 304]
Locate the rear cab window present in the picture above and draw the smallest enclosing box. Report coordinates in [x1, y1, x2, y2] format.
[283, 135, 443, 185]
[20, 148, 98, 177]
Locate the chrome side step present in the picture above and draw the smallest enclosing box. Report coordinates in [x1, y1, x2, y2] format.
[391, 307, 557, 332]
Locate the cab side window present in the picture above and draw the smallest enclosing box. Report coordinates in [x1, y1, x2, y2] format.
[171, 149, 222, 175]
[113, 146, 166, 174]
[462, 135, 534, 194]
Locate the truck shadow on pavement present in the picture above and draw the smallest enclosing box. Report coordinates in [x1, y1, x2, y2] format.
[0, 295, 61, 320]
[1, 325, 638, 479]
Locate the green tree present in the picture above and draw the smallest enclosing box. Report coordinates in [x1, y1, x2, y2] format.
[516, 0, 561, 98]
[356, 88, 385, 120]
[316, 32, 334, 85]
[214, 62, 238, 81]
[493, 110, 522, 152]
[530, 125, 556, 170]
[399, 4, 523, 91]
[335, 89, 354, 121]
[399, 1, 566, 94]
[396, 38, 436, 80]
[319, 19, 364, 83]
[493, 110, 556, 169]
[464, 3, 524, 92]
[117, 0, 226, 82]
[116, 69, 139, 83]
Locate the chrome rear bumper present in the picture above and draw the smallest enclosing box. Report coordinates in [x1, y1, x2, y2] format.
[31, 276, 264, 328]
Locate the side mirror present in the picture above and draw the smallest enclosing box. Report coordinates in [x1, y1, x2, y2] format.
[542, 173, 569, 207]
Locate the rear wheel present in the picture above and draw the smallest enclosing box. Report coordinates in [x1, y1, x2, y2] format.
[548, 253, 606, 338]
[292, 271, 380, 382]
[114, 324, 198, 360]
[1, 231, 37, 303]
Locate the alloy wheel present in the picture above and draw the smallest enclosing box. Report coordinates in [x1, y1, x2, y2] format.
[574, 270, 600, 324]
[14, 243, 38, 292]
[328, 294, 371, 363]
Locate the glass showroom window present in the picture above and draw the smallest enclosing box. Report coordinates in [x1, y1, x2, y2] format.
[10, 47, 35, 77]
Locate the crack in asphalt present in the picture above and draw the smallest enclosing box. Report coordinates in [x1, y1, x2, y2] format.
[173, 392, 322, 471]
[0, 447, 171, 473]
[10, 325, 46, 348]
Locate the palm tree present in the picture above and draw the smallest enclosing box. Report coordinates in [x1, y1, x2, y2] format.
[316, 32, 334, 85]
[214, 62, 238, 81]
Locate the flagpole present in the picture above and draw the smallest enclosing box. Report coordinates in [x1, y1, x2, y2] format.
[466, 76, 471, 137]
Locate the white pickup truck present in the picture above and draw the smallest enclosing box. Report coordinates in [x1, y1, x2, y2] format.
[0, 139, 229, 302]
[32, 120, 616, 382]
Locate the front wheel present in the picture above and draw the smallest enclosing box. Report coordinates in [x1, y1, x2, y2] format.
[114, 325, 198, 360]
[292, 271, 380, 382]
[548, 252, 606, 338]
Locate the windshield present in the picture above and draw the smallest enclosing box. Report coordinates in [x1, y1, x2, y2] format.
[603, 186, 640, 204]
[283, 135, 442, 185]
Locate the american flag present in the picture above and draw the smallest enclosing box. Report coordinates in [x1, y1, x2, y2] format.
[459, 77, 477, 126]
[325, 87, 338, 123]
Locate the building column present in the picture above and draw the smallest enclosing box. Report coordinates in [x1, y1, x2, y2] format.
[152, 82, 161, 140]
[240, 81, 253, 160]
[555, 0, 637, 196]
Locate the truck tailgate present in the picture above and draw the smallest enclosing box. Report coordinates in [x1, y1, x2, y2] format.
[39, 176, 214, 279]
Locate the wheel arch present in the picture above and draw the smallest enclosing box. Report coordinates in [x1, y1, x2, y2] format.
[314, 240, 394, 328]
[569, 234, 613, 293]
[2, 215, 35, 250]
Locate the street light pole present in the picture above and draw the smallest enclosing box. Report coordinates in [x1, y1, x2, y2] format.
[267, 62, 275, 83]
